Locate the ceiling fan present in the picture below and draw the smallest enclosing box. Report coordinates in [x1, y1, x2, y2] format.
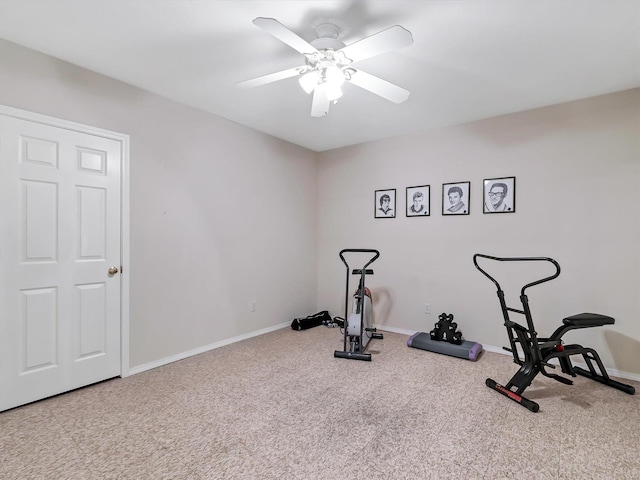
[237, 17, 414, 117]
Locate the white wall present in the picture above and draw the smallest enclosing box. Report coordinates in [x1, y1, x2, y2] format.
[2, 37, 638, 378]
[317, 89, 640, 376]
[0, 39, 319, 368]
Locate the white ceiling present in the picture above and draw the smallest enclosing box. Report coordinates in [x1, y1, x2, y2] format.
[0, 0, 639, 152]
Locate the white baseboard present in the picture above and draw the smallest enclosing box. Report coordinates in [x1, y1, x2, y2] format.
[377, 325, 416, 336]
[128, 322, 290, 376]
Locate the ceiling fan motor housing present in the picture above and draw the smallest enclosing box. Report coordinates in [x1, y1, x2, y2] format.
[310, 23, 346, 51]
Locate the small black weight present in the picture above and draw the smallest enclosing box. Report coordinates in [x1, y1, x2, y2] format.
[429, 312, 463, 345]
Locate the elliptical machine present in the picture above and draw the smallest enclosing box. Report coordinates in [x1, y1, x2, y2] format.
[334, 249, 383, 361]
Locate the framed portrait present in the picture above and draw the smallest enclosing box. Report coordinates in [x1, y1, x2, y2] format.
[483, 176, 515, 214]
[374, 188, 396, 218]
[406, 185, 430, 217]
[442, 181, 470, 215]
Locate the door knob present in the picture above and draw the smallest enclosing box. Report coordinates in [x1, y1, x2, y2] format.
[108, 266, 119, 276]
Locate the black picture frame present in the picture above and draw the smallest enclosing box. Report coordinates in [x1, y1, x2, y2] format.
[483, 176, 516, 214]
[442, 181, 470, 215]
[374, 188, 396, 218]
[406, 185, 430, 217]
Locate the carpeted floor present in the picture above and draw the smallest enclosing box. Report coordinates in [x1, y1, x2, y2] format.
[1, 326, 638, 479]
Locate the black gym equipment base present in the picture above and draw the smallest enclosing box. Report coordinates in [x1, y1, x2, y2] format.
[334, 332, 383, 361]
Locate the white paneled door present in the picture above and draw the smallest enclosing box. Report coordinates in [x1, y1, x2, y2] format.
[0, 108, 128, 411]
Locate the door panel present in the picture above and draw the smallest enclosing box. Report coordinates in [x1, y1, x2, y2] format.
[0, 113, 123, 411]
[23, 180, 58, 261]
[76, 282, 107, 359]
[78, 186, 107, 259]
[21, 287, 58, 372]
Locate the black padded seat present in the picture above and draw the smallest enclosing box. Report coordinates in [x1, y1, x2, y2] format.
[563, 313, 615, 327]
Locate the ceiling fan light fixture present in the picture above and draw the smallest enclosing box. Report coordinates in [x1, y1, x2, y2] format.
[318, 81, 343, 102]
[299, 70, 319, 94]
[324, 64, 345, 87]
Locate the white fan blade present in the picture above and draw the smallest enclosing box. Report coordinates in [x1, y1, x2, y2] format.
[339, 25, 413, 63]
[237, 66, 304, 88]
[311, 87, 330, 117]
[347, 69, 410, 104]
[253, 17, 319, 56]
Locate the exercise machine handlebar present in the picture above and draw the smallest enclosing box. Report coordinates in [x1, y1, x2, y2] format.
[339, 249, 380, 271]
[473, 253, 561, 297]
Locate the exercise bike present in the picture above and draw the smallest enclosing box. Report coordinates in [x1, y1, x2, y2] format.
[334, 249, 383, 361]
[474, 253, 635, 412]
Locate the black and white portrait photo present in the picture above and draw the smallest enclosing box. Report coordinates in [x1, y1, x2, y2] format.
[374, 188, 396, 218]
[406, 185, 430, 217]
[442, 181, 470, 215]
[483, 177, 515, 213]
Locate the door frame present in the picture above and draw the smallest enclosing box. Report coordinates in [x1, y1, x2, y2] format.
[0, 104, 130, 378]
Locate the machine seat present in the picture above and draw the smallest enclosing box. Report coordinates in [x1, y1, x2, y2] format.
[563, 313, 615, 327]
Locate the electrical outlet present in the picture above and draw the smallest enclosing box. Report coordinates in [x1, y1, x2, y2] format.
[251, 301, 257, 312]
[424, 303, 431, 314]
